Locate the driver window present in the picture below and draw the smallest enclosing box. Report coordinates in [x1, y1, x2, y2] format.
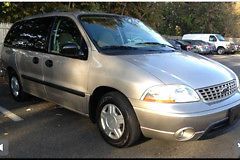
[50, 17, 88, 56]
[209, 35, 217, 42]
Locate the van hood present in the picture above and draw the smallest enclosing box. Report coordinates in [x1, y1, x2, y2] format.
[119, 51, 236, 89]
[219, 41, 231, 44]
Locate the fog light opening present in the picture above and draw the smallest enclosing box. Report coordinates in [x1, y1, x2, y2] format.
[175, 127, 195, 141]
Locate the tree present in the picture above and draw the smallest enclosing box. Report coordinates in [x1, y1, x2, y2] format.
[1, 2, 240, 37]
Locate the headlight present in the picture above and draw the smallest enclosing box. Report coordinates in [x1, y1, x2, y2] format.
[236, 78, 239, 88]
[235, 76, 240, 91]
[141, 85, 200, 103]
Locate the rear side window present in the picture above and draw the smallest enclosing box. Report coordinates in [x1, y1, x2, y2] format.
[4, 22, 22, 46]
[4, 17, 53, 53]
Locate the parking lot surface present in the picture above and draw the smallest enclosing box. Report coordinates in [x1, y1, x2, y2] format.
[0, 54, 240, 158]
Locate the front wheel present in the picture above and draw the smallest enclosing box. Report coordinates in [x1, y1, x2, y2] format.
[217, 47, 225, 55]
[96, 91, 141, 148]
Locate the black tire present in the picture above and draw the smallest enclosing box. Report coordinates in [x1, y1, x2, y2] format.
[96, 91, 141, 148]
[8, 70, 28, 102]
[217, 47, 225, 55]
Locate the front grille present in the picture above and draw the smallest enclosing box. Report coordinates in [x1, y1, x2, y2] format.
[196, 80, 237, 103]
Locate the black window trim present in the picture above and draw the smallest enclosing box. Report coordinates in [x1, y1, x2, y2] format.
[48, 16, 89, 61]
[21, 74, 85, 97]
[4, 17, 55, 54]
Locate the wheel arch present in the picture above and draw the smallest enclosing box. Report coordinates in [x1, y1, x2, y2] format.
[6, 66, 21, 80]
[217, 46, 225, 49]
[89, 86, 130, 123]
[7, 66, 16, 74]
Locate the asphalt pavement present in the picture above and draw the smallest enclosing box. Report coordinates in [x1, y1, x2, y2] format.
[0, 54, 240, 158]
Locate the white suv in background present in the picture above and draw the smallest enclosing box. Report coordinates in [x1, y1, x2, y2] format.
[182, 34, 235, 54]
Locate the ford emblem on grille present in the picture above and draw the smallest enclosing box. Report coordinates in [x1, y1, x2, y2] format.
[221, 87, 229, 95]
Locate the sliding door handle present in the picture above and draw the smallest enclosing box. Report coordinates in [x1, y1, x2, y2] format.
[45, 60, 53, 67]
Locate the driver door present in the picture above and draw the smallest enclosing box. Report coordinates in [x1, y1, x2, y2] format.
[42, 16, 89, 112]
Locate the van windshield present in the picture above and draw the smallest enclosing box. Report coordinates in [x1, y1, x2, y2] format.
[78, 15, 175, 54]
[216, 34, 225, 41]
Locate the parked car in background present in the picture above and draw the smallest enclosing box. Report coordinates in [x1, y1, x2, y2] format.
[182, 34, 235, 55]
[182, 40, 215, 55]
[167, 39, 182, 50]
[168, 39, 192, 51]
[234, 44, 240, 52]
[206, 41, 217, 54]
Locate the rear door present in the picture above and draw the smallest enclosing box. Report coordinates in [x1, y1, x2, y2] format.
[42, 16, 89, 113]
[13, 17, 54, 98]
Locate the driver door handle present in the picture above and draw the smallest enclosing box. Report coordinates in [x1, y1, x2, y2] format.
[32, 57, 39, 64]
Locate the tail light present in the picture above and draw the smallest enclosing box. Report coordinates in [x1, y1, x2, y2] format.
[186, 45, 192, 51]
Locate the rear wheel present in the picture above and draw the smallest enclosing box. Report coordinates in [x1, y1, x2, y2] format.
[8, 71, 28, 101]
[96, 91, 141, 148]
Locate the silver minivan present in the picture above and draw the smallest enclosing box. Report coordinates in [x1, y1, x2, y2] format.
[1, 11, 240, 148]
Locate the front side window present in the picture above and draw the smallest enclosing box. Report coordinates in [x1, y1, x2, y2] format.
[4, 17, 53, 52]
[50, 17, 88, 58]
[79, 15, 174, 55]
[209, 35, 217, 42]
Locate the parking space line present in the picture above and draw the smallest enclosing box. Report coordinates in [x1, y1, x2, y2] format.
[0, 105, 23, 121]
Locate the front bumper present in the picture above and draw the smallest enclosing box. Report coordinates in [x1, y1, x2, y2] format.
[225, 46, 236, 53]
[130, 91, 240, 141]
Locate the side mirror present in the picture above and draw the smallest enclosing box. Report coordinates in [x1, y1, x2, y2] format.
[61, 43, 84, 57]
[175, 44, 182, 50]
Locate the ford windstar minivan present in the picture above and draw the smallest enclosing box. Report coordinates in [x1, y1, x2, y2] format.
[1, 11, 240, 147]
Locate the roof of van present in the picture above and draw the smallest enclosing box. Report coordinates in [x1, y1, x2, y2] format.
[22, 11, 125, 21]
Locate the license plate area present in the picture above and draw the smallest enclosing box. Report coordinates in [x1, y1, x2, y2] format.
[228, 105, 240, 125]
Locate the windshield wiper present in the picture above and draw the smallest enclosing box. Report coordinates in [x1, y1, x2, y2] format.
[135, 42, 176, 49]
[101, 45, 138, 50]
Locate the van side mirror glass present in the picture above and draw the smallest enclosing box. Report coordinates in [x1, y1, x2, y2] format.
[61, 43, 84, 57]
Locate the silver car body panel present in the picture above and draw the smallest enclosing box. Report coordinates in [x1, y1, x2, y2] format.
[119, 52, 236, 89]
[42, 53, 90, 113]
[16, 49, 46, 99]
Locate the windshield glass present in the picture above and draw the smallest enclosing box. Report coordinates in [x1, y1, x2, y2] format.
[216, 34, 225, 41]
[79, 15, 174, 54]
